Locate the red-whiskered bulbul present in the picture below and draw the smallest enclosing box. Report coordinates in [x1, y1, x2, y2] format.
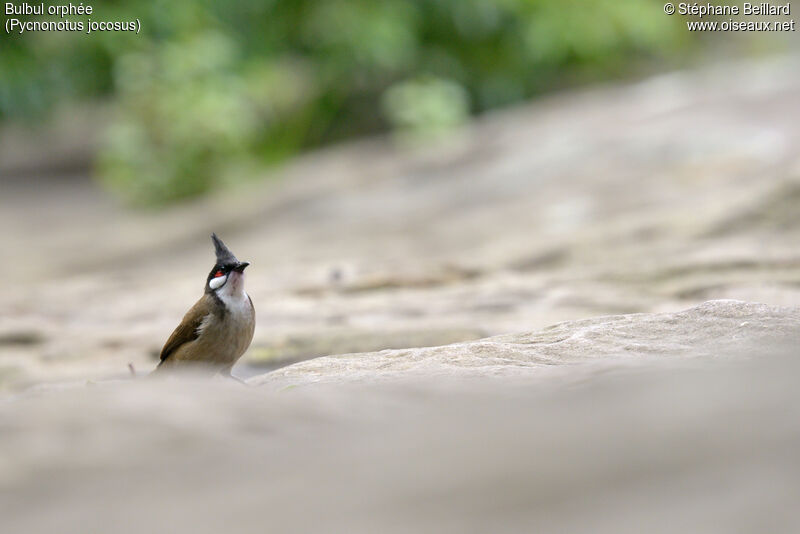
[153, 233, 255, 375]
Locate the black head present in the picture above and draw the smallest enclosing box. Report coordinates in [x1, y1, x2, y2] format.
[206, 233, 250, 292]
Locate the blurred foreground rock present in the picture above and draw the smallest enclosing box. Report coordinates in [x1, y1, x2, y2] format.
[1, 300, 798, 533]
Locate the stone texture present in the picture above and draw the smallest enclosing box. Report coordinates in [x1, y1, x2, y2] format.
[0, 314, 798, 533]
[250, 300, 799, 388]
[3, 57, 800, 388]
[1, 56, 800, 533]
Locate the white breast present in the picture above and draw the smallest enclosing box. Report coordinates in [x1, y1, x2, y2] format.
[216, 271, 252, 318]
[219, 290, 252, 317]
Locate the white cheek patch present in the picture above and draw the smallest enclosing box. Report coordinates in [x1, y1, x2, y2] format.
[209, 274, 227, 290]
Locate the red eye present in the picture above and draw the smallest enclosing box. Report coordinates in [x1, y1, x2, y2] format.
[214, 270, 224, 278]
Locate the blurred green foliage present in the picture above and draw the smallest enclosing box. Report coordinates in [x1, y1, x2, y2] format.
[0, 0, 689, 206]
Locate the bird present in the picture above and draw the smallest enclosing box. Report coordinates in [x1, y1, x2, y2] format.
[152, 233, 255, 376]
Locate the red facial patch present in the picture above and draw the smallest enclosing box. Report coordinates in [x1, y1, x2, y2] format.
[214, 270, 224, 278]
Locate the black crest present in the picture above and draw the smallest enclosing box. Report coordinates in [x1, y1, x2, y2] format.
[211, 233, 239, 267]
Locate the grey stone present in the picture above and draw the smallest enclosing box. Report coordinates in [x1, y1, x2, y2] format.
[2, 57, 800, 532]
[0, 300, 798, 534]
[250, 300, 800, 389]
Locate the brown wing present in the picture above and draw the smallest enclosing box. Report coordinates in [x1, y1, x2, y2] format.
[159, 297, 210, 363]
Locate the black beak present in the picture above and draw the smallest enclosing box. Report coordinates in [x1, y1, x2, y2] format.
[233, 261, 250, 273]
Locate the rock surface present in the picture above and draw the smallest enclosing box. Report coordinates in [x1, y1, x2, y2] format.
[1, 56, 800, 533]
[2, 57, 800, 388]
[0, 302, 798, 533]
[251, 300, 799, 388]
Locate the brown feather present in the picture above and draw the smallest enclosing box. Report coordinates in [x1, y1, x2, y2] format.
[154, 289, 254, 374]
[158, 296, 214, 363]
